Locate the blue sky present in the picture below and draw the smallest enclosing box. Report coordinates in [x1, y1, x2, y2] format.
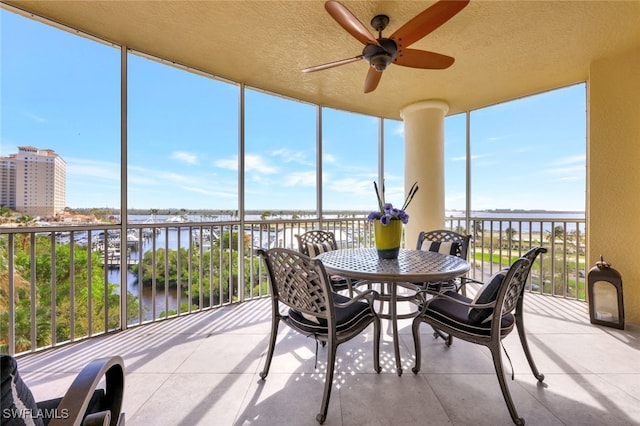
[1, 9, 586, 213]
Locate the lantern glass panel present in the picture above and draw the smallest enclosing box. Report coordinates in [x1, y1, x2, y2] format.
[593, 280, 619, 322]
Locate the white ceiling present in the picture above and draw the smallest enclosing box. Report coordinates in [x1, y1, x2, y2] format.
[4, 0, 640, 119]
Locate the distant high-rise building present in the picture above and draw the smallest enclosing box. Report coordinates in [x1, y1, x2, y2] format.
[0, 153, 17, 209]
[0, 146, 66, 217]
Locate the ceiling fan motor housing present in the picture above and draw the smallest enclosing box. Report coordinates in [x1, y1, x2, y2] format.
[363, 38, 398, 71]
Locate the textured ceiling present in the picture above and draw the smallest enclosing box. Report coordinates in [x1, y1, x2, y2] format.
[3, 0, 640, 119]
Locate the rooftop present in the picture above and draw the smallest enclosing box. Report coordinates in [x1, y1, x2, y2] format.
[16, 292, 640, 425]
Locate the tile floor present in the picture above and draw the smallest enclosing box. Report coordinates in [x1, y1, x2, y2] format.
[15, 291, 640, 425]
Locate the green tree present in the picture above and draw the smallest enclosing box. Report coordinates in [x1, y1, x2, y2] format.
[1, 235, 139, 352]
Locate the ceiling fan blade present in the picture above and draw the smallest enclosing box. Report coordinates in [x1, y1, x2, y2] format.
[390, 0, 470, 49]
[325, 0, 381, 47]
[394, 49, 455, 69]
[363, 68, 383, 93]
[302, 55, 364, 73]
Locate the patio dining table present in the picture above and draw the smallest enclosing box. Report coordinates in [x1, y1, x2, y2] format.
[316, 247, 470, 376]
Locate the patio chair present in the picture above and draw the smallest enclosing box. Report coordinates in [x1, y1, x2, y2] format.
[257, 248, 381, 424]
[1, 354, 125, 426]
[295, 230, 355, 295]
[416, 229, 472, 294]
[411, 247, 547, 425]
[415, 229, 472, 342]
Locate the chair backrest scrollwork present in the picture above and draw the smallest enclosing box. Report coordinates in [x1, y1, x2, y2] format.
[258, 248, 333, 321]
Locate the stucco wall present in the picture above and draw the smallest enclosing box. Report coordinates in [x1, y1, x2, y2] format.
[588, 45, 640, 324]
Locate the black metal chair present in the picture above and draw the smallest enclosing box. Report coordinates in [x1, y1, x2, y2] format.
[415, 229, 473, 343]
[257, 248, 381, 424]
[411, 247, 547, 425]
[295, 230, 354, 295]
[1, 355, 125, 426]
[416, 229, 472, 294]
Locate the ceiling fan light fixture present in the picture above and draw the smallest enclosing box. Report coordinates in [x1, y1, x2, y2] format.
[370, 53, 391, 71]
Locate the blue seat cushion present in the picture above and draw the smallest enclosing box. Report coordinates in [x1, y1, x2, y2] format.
[288, 292, 374, 334]
[424, 291, 514, 337]
[468, 269, 508, 324]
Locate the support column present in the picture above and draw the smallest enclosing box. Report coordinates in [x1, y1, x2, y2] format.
[400, 100, 448, 246]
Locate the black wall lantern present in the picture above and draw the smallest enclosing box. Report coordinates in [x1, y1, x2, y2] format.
[587, 256, 625, 329]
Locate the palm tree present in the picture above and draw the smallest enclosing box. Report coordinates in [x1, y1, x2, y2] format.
[546, 225, 565, 244]
[471, 220, 484, 238]
[16, 214, 36, 227]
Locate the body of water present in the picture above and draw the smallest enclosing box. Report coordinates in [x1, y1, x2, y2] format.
[110, 211, 585, 320]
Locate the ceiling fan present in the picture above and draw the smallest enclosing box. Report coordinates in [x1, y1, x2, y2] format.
[302, 0, 470, 93]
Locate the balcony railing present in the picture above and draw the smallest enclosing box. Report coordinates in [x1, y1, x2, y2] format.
[1, 214, 585, 355]
[446, 215, 586, 298]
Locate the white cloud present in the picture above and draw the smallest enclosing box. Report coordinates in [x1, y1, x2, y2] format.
[171, 151, 199, 165]
[66, 158, 120, 181]
[546, 165, 585, 176]
[214, 157, 238, 171]
[552, 154, 586, 166]
[181, 186, 236, 198]
[0, 143, 18, 156]
[246, 154, 279, 174]
[326, 177, 371, 196]
[545, 155, 585, 178]
[450, 153, 490, 162]
[157, 171, 194, 184]
[324, 153, 337, 163]
[22, 109, 47, 123]
[271, 148, 311, 165]
[283, 171, 316, 187]
[214, 154, 279, 174]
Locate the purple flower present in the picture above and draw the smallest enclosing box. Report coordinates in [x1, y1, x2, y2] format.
[399, 211, 409, 224]
[367, 211, 382, 221]
[367, 181, 419, 226]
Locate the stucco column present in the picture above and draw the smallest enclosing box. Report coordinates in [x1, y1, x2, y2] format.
[400, 100, 448, 247]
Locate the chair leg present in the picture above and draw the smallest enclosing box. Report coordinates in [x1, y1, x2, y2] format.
[515, 310, 545, 382]
[316, 338, 338, 424]
[431, 326, 453, 346]
[411, 318, 422, 374]
[489, 344, 525, 425]
[373, 315, 381, 373]
[259, 315, 280, 380]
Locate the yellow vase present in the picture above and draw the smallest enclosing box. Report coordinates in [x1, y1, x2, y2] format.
[374, 219, 403, 259]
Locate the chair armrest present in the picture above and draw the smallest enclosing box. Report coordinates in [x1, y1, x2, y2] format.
[49, 356, 125, 426]
[456, 276, 483, 289]
[333, 289, 379, 308]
